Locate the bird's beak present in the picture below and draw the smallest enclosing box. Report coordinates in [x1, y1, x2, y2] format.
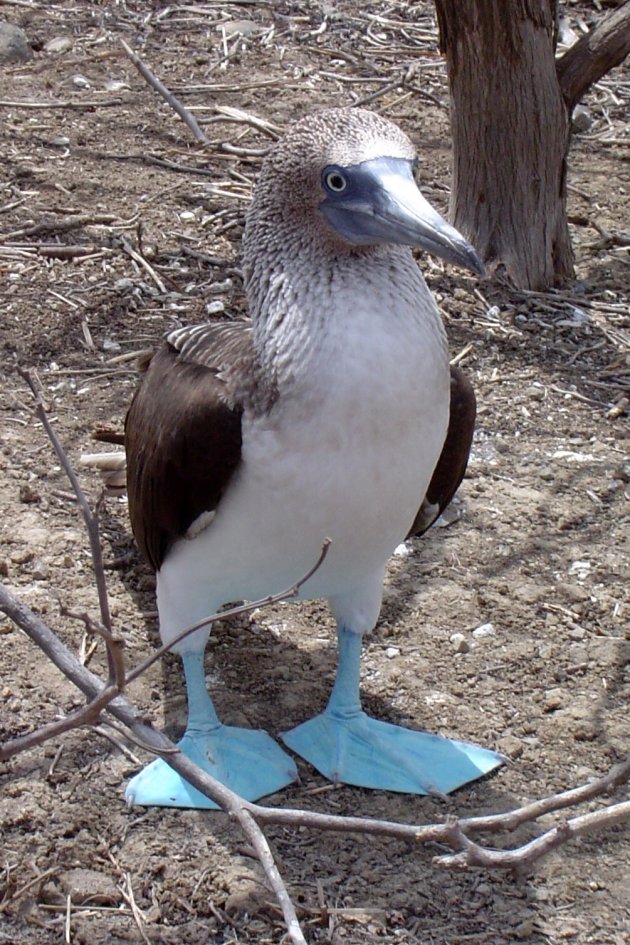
[320, 157, 485, 276]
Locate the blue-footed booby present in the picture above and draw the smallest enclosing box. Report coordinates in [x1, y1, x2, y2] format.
[124, 107, 502, 808]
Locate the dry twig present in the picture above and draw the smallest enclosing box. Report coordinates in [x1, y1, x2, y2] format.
[119, 39, 209, 145]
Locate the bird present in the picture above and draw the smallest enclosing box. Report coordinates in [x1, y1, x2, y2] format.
[123, 107, 503, 808]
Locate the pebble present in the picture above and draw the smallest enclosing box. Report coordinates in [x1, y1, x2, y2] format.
[19, 482, 40, 504]
[543, 688, 564, 712]
[56, 868, 118, 905]
[496, 734, 524, 759]
[0, 21, 33, 63]
[32, 559, 50, 580]
[612, 463, 630, 483]
[206, 300, 225, 314]
[557, 581, 590, 603]
[571, 105, 592, 133]
[385, 646, 400, 659]
[472, 622, 495, 639]
[209, 278, 233, 294]
[44, 36, 73, 54]
[450, 632, 469, 653]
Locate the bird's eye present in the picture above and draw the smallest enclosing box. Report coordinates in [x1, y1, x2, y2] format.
[323, 168, 348, 194]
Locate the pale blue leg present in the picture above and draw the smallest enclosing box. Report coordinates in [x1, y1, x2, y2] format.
[282, 627, 503, 796]
[126, 652, 298, 808]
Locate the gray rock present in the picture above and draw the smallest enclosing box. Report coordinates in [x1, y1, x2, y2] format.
[0, 21, 33, 64]
[572, 105, 592, 134]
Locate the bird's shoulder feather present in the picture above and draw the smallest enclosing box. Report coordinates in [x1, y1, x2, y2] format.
[125, 321, 255, 571]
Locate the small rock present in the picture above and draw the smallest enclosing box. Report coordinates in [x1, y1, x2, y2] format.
[19, 482, 40, 504]
[223, 19, 263, 38]
[571, 105, 592, 134]
[472, 622, 495, 639]
[102, 339, 122, 353]
[0, 21, 33, 63]
[556, 581, 590, 603]
[526, 385, 545, 400]
[385, 646, 400, 659]
[114, 278, 135, 292]
[224, 879, 268, 916]
[104, 78, 129, 92]
[514, 917, 536, 940]
[513, 583, 546, 605]
[209, 278, 233, 294]
[11, 548, 33, 565]
[57, 868, 119, 905]
[450, 632, 469, 653]
[543, 688, 564, 712]
[574, 720, 598, 742]
[612, 463, 630, 483]
[496, 734, 524, 759]
[32, 559, 50, 580]
[206, 300, 225, 315]
[44, 36, 73, 55]
[71, 74, 91, 89]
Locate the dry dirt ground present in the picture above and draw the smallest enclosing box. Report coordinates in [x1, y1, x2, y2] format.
[1, 2, 629, 944]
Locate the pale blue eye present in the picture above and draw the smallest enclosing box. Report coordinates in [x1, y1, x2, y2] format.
[323, 169, 348, 194]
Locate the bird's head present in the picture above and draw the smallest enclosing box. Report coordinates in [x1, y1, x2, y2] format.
[247, 107, 483, 276]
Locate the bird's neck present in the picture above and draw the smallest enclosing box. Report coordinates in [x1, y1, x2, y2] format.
[242, 235, 443, 393]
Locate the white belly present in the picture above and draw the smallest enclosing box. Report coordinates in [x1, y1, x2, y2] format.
[157, 258, 449, 643]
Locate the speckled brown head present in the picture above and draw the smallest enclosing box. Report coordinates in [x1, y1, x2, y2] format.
[243, 106, 483, 277]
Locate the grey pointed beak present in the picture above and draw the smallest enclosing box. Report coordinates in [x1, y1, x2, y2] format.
[320, 157, 485, 276]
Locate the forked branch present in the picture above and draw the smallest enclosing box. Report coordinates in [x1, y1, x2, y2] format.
[557, 1, 630, 111]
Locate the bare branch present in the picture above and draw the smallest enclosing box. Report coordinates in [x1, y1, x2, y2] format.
[0, 582, 307, 944]
[0, 685, 118, 761]
[18, 369, 113, 639]
[436, 801, 630, 871]
[2, 578, 630, 942]
[557, 1, 630, 111]
[119, 39, 209, 145]
[124, 539, 332, 684]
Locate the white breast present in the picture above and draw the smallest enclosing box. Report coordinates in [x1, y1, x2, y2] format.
[157, 249, 449, 643]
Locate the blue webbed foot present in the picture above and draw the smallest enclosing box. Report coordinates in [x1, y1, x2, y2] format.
[125, 724, 298, 809]
[125, 651, 297, 808]
[283, 626, 504, 796]
[282, 709, 503, 796]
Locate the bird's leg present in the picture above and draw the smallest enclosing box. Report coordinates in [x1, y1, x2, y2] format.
[125, 650, 298, 809]
[325, 626, 363, 719]
[282, 626, 503, 796]
[182, 651, 221, 731]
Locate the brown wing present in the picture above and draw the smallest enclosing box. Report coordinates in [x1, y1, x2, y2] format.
[407, 365, 476, 538]
[125, 322, 253, 572]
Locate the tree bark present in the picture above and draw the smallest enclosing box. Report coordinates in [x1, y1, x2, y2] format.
[435, 0, 575, 289]
[557, 1, 630, 110]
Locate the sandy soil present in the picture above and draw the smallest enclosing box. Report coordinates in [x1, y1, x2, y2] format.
[1, 2, 628, 944]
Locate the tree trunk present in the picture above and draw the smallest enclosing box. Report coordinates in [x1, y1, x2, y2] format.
[435, 0, 574, 289]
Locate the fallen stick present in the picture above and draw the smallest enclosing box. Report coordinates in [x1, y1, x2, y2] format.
[119, 39, 209, 145]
